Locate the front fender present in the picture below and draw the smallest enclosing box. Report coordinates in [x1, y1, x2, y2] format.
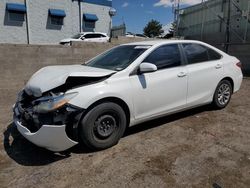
[67, 80, 134, 117]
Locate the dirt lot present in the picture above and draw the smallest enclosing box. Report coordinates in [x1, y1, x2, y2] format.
[0, 78, 250, 188]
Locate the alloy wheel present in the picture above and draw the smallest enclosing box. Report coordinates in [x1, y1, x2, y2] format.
[217, 83, 231, 106]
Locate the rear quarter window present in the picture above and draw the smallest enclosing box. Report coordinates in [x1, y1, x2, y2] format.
[207, 48, 222, 60]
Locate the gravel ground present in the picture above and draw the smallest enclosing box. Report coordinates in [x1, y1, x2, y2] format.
[0, 78, 250, 188]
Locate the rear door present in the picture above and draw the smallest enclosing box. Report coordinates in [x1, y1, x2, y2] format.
[181, 43, 224, 107]
[100, 34, 108, 42]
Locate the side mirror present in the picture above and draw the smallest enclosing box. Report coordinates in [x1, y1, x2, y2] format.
[81, 36, 85, 40]
[139, 62, 157, 73]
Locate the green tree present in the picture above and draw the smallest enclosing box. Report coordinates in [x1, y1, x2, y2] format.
[143, 19, 164, 38]
[163, 22, 176, 39]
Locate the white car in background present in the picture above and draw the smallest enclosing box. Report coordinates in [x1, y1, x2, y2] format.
[125, 32, 135, 37]
[125, 32, 149, 38]
[135, 34, 149, 38]
[60, 32, 109, 45]
[13, 40, 243, 152]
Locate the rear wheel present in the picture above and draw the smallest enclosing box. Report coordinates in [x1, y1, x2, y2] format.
[79, 102, 127, 150]
[212, 80, 232, 109]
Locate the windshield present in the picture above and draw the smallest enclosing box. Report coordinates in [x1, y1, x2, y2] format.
[72, 34, 82, 39]
[86, 45, 150, 71]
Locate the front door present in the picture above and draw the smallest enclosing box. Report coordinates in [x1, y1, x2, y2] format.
[130, 44, 188, 120]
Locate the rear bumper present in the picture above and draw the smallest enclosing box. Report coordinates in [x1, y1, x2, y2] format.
[14, 117, 78, 152]
[234, 73, 243, 93]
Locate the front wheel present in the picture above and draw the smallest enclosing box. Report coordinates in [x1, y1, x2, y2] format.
[79, 102, 127, 150]
[212, 80, 232, 109]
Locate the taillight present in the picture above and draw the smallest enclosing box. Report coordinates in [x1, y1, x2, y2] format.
[236, 62, 242, 69]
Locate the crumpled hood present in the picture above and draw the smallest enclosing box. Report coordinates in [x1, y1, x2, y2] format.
[25, 65, 115, 97]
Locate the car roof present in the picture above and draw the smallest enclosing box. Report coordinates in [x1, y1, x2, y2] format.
[121, 39, 227, 56]
[81, 32, 107, 35]
[122, 40, 209, 46]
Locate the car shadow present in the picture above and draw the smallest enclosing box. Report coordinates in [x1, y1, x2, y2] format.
[3, 123, 71, 166]
[3, 105, 214, 166]
[124, 104, 214, 137]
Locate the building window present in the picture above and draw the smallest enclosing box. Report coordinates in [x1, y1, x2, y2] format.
[48, 9, 66, 26]
[6, 3, 26, 22]
[83, 13, 98, 30]
[85, 21, 95, 29]
[8, 12, 25, 22]
[50, 16, 64, 25]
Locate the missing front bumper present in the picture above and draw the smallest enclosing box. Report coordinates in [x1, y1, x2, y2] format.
[13, 91, 84, 151]
[14, 118, 78, 152]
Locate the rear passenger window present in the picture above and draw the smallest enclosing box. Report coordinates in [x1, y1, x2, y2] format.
[144, 44, 181, 69]
[84, 34, 100, 38]
[83, 34, 91, 38]
[208, 48, 222, 60]
[183, 43, 209, 64]
[94, 34, 101, 38]
[183, 43, 222, 64]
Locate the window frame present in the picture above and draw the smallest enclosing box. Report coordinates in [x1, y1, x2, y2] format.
[8, 11, 25, 22]
[141, 43, 185, 71]
[207, 48, 223, 61]
[180, 43, 222, 65]
[129, 43, 185, 76]
[83, 34, 100, 39]
[50, 15, 64, 25]
[84, 21, 96, 29]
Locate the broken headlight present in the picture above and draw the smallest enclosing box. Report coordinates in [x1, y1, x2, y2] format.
[33, 92, 78, 113]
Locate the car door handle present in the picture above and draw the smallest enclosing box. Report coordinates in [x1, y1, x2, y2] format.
[177, 72, 187, 77]
[215, 64, 222, 69]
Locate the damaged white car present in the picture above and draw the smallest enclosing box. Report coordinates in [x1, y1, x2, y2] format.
[13, 40, 243, 152]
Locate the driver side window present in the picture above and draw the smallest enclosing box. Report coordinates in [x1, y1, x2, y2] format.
[144, 44, 181, 70]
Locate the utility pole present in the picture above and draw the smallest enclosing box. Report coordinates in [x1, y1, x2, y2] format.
[200, 0, 205, 40]
[176, 0, 179, 36]
[173, 0, 180, 37]
[24, 0, 30, 44]
[225, 0, 231, 52]
[79, 0, 82, 33]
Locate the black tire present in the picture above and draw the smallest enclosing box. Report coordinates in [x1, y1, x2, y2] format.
[212, 80, 232, 109]
[79, 102, 127, 150]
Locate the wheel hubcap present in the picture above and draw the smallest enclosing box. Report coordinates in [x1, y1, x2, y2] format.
[217, 83, 231, 106]
[94, 115, 117, 138]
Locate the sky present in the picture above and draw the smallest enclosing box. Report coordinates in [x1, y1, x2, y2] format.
[112, 0, 202, 34]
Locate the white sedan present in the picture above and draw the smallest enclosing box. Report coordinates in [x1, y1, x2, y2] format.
[60, 32, 109, 45]
[13, 40, 243, 152]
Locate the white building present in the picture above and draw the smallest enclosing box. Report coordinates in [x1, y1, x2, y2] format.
[0, 0, 113, 44]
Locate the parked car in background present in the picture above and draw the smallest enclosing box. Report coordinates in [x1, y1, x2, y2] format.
[60, 32, 109, 45]
[13, 40, 242, 152]
[125, 32, 135, 38]
[135, 34, 148, 38]
[125, 32, 149, 38]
